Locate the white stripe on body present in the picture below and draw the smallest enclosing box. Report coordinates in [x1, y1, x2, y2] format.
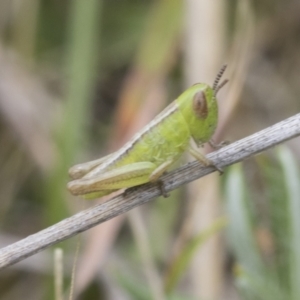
[83, 102, 179, 179]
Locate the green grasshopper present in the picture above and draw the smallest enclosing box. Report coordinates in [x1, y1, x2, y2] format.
[67, 65, 228, 199]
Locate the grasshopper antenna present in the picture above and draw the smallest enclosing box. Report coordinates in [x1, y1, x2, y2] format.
[213, 64, 229, 95]
[214, 78, 229, 95]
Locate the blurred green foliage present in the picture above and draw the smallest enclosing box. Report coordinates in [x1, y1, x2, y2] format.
[0, 0, 299, 299]
[225, 146, 300, 300]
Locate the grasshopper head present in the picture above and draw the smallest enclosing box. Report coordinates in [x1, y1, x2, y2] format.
[177, 84, 218, 146]
[176, 65, 228, 146]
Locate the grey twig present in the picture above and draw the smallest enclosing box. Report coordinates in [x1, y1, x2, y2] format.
[0, 113, 300, 270]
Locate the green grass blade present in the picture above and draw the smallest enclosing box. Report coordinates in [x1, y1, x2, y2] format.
[164, 217, 227, 295]
[277, 146, 300, 300]
[225, 163, 288, 300]
[225, 164, 264, 274]
[116, 269, 196, 300]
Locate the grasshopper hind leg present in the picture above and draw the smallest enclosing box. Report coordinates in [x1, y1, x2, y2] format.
[82, 189, 117, 200]
[69, 153, 114, 179]
[68, 162, 157, 198]
[69, 160, 176, 199]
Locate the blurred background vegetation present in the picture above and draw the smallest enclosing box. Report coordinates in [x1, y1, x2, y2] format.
[0, 0, 300, 299]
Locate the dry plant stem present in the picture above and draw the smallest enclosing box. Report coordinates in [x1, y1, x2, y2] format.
[0, 113, 300, 270]
[184, 0, 226, 297]
[54, 248, 64, 300]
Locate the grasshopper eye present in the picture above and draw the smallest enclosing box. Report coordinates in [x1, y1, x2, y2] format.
[193, 91, 208, 119]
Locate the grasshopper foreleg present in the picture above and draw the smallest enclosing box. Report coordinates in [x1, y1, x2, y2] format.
[208, 139, 230, 150]
[189, 146, 223, 174]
